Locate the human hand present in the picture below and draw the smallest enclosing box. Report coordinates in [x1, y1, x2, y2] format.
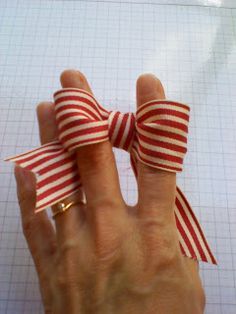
[14, 70, 205, 314]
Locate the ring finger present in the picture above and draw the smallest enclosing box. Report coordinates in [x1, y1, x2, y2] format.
[37, 101, 86, 242]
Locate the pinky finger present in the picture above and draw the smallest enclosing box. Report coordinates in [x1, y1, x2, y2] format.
[15, 165, 57, 271]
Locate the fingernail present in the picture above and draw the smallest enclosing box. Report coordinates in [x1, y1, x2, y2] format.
[60, 69, 86, 89]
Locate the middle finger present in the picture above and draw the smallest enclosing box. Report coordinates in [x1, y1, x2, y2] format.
[59, 70, 128, 247]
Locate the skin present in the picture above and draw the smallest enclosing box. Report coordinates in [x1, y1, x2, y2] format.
[14, 70, 205, 314]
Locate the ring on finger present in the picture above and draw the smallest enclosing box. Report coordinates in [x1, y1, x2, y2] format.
[52, 199, 86, 219]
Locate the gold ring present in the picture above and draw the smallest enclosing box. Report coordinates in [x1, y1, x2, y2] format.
[52, 200, 86, 219]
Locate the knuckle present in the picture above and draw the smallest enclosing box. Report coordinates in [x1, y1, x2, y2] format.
[150, 237, 179, 267]
[157, 244, 180, 267]
[139, 215, 168, 230]
[80, 144, 113, 172]
[89, 199, 122, 215]
[138, 171, 176, 205]
[41, 238, 57, 260]
[18, 187, 34, 209]
[92, 224, 123, 267]
[22, 216, 36, 239]
[37, 267, 52, 288]
[141, 222, 180, 266]
[59, 239, 78, 256]
[95, 242, 121, 266]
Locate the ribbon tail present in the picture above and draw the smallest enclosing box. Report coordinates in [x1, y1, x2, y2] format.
[129, 154, 216, 264]
[175, 186, 217, 264]
[5, 140, 80, 212]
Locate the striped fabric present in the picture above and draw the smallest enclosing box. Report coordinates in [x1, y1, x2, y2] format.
[5, 87, 216, 264]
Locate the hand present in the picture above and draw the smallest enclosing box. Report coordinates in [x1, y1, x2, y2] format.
[14, 70, 205, 314]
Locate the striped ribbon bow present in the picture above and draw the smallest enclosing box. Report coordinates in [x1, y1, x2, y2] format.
[6, 88, 216, 264]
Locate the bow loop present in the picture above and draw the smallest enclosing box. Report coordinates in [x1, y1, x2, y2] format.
[134, 99, 190, 172]
[54, 88, 110, 152]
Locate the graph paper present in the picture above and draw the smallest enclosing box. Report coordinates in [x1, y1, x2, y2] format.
[0, 0, 235, 313]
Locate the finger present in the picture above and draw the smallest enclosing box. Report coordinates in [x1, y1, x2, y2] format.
[37, 102, 58, 144]
[37, 102, 86, 241]
[15, 165, 56, 274]
[136, 74, 177, 225]
[60, 69, 127, 240]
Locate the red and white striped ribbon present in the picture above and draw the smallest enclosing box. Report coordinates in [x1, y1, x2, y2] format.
[5, 88, 216, 264]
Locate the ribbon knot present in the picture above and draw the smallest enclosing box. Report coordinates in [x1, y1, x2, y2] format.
[108, 111, 135, 152]
[5, 87, 216, 264]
